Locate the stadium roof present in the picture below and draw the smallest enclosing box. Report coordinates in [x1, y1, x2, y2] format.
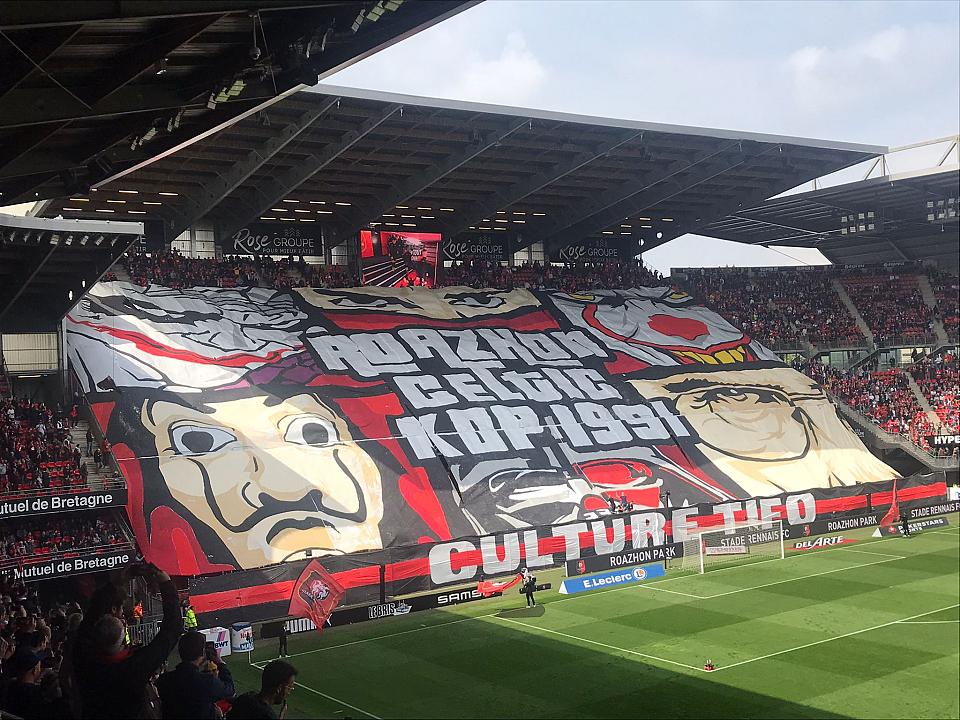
[0, 213, 143, 332]
[34, 84, 886, 258]
[0, 0, 474, 204]
[698, 164, 960, 267]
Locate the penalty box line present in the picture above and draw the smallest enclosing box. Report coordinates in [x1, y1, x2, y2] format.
[714, 603, 960, 673]
[638, 537, 907, 600]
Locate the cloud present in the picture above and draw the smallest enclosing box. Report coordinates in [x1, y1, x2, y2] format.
[785, 23, 958, 118]
[443, 32, 547, 105]
[327, 19, 548, 106]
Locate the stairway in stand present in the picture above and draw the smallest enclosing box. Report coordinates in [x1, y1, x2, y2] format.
[362, 258, 410, 287]
[917, 273, 950, 346]
[68, 419, 118, 491]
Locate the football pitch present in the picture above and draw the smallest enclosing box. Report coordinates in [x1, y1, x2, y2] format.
[233, 521, 960, 719]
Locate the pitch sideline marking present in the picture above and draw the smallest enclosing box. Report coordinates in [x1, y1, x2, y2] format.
[714, 603, 960, 672]
[249, 660, 381, 719]
[292, 679, 382, 719]
[896, 620, 959, 624]
[491, 615, 709, 673]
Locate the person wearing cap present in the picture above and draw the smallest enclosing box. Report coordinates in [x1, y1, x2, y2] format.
[3, 649, 43, 719]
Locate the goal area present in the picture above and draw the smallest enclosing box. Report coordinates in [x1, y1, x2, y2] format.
[681, 520, 785, 574]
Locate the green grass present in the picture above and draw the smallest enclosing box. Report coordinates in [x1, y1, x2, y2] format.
[230, 521, 960, 719]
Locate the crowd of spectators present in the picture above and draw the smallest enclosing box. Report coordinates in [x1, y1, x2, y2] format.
[801, 356, 958, 456]
[838, 269, 934, 345]
[928, 269, 959, 341]
[682, 267, 864, 348]
[0, 514, 128, 566]
[122, 252, 263, 289]
[299, 262, 354, 289]
[441, 259, 663, 292]
[1, 397, 89, 497]
[910, 354, 959, 433]
[0, 574, 75, 719]
[0, 561, 297, 719]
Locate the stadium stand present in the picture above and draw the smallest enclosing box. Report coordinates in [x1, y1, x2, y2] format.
[910, 355, 960, 433]
[929, 269, 960, 342]
[838, 268, 934, 346]
[681, 267, 864, 349]
[801, 357, 958, 456]
[0, 514, 129, 566]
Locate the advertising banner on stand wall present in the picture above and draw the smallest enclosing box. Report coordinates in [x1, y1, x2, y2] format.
[5, 548, 133, 582]
[0, 489, 128, 520]
[441, 234, 511, 263]
[551, 237, 632, 262]
[223, 223, 323, 256]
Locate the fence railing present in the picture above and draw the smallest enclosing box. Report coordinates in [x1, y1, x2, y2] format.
[128, 617, 163, 646]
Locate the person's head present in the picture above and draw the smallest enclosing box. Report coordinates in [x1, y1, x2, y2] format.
[92, 615, 125, 656]
[260, 659, 297, 705]
[11, 650, 41, 683]
[87, 582, 126, 621]
[178, 631, 206, 665]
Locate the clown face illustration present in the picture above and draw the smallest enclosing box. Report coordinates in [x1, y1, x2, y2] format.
[550, 289, 779, 367]
[67, 282, 306, 393]
[629, 367, 897, 497]
[140, 392, 384, 569]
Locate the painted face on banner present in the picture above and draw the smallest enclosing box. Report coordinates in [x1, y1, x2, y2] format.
[141, 393, 383, 568]
[551, 289, 779, 367]
[630, 367, 897, 496]
[67, 282, 305, 393]
[298, 286, 538, 320]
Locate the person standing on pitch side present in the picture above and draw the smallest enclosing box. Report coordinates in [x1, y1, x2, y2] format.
[521, 567, 536, 608]
[278, 622, 288, 658]
[899, 511, 911, 537]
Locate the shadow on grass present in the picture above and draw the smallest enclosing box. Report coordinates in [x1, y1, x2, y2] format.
[496, 605, 545, 619]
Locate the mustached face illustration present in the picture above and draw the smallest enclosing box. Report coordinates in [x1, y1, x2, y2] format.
[632, 372, 819, 462]
[142, 393, 383, 568]
[298, 286, 537, 320]
[629, 368, 897, 495]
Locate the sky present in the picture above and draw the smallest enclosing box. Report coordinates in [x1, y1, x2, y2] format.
[324, 0, 960, 274]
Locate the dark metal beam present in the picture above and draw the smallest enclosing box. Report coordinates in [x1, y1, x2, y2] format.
[0, 84, 216, 130]
[0, 25, 83, 101]
[648, 158, 823, 253]
[78, 15, 224, 106]
[0, 244, 57, 321]
[0, 2, 339, 29]
[167, 96, 340, 238]
[442, 130, 643, 238]
[339, 117, 530, 239]
[220, 102, 403, 237]
[529, 142, 750, 254]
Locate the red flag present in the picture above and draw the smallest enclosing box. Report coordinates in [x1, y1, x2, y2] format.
[288, 561, 345, 633]
[879, 479, 900, 536]
[477, 574, 522, 597]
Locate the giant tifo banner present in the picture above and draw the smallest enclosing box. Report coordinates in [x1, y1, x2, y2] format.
[66, 282, 908, 621]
